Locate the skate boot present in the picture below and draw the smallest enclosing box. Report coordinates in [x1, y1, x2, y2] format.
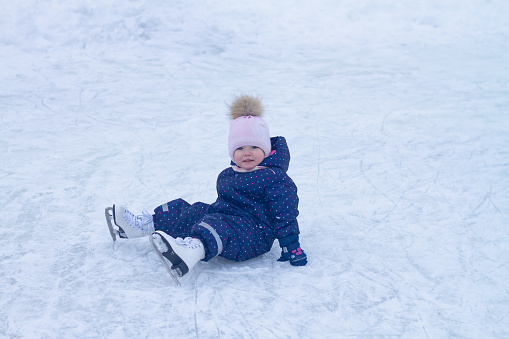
[104, 204, 154, 241]
[149, 231, 205, 286]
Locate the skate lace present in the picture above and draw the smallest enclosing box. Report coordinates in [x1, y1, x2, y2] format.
[176, 237, 202, 249]
[123, 210, 154, 233]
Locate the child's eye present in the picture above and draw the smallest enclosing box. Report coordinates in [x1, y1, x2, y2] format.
[252, 146, 258, 149]
[236, 147, 243, 151]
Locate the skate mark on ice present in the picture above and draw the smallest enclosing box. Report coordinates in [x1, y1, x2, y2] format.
[359, 160, 394, 204]
[194, 284, 199, 338]
[314, 124, 323, 206]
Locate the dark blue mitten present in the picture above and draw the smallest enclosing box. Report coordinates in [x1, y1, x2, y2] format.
[278, 235, 308, 266]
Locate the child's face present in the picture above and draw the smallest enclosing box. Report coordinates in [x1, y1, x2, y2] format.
[233, 146, 265, 171]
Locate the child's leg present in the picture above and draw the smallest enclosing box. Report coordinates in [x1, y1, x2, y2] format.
[190, 214, 274, 262]
[153, 198, 211, 238]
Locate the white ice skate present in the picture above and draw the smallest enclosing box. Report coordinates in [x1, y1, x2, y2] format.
[149, 231, 205, 286]
[104, 204, 154, 241]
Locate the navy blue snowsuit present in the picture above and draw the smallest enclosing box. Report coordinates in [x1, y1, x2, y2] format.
[152, 136, 301, 262]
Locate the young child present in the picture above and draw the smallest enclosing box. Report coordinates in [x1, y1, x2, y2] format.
[107, 95, 307, 284]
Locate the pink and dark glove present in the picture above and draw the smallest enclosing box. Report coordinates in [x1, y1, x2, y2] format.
[278, 235, 308, 266]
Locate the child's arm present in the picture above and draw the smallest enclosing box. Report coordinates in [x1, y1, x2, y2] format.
[265, 175, 308, 266]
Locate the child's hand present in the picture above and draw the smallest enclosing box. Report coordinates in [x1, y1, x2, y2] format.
[278, 242, 308, 266]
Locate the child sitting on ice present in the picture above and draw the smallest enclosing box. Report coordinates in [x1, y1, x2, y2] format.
[106, 95, 307, 284]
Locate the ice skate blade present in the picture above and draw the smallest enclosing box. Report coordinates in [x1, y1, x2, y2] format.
[104, 207, 118, 241]
[149, 234, 182, 287]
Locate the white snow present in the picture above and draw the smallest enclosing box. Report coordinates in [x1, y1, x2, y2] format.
[1, 0, 508, 337]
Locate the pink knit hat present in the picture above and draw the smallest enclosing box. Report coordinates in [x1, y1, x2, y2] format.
[228, 95, 271, 161]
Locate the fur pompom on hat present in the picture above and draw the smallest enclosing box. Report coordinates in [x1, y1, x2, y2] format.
[228, 95, 271, 161]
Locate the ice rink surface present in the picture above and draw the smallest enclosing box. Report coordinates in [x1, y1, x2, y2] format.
[1, 0, 508, 337]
